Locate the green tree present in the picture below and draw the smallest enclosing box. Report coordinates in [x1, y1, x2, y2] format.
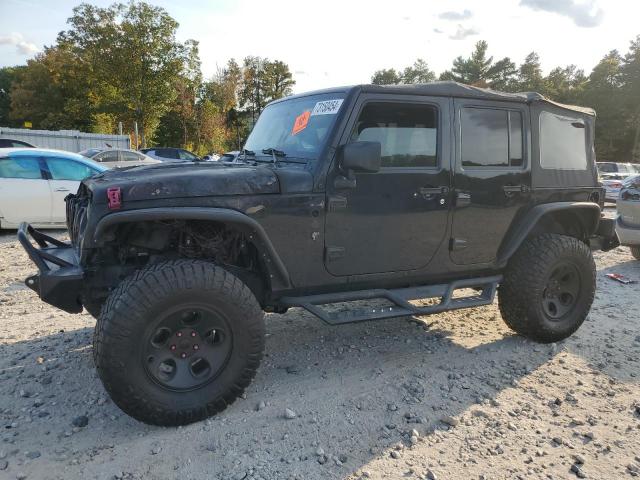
[449, 40, 516, 88]
[371, 68, 401, 85]
[517, 52, 545, 92]
[239, 56, 295, 122]
[401, 59, 436, 84]
[620, 36, 640, 161]
[58, 1, 195, 146]
[0, 66, 24, 127]
[263, 60, 295, 101]
[9, 50, 71, 129]
[579, 52, 622, 160]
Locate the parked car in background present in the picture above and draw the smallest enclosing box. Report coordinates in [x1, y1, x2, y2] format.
[0, 148, 107, 229]
[601, 173, 628, 202]
[202, 152, 220, 161]
[79, 148, 160, 168]
[0, 138, 36, 148]
[597, 162, 640, 175]
[616, 174, 640, 260]
[219, 151, 241, 163]
[139, 147, 201, 162]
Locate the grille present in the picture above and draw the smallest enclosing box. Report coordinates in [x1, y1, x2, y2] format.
[65, 187, 89, 247]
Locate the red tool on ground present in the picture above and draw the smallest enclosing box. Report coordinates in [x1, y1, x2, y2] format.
[606, 273, 637, 284]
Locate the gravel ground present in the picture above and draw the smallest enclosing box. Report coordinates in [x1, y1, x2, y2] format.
[1, 226, 639, 480]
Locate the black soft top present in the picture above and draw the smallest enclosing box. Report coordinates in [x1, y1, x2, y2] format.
[274, 81, 595, 116]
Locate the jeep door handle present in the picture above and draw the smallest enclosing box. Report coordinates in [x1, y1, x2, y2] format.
[54, 187, 70, 192]
[419, 186, 449, 195]
[503, 185, 530, 196]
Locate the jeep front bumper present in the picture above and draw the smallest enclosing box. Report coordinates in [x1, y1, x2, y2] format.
[17, 223, 85, 313]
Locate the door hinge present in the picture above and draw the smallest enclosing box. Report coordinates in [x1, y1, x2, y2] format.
[325, 246, 346, 262]
[450, 238, 468, 251]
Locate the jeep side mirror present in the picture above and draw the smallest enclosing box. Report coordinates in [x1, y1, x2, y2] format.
[340, 141, 381, 173]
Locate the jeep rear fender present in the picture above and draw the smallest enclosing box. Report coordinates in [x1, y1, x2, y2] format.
[496, 202, 601, 266]
[90, 207, 292, 290]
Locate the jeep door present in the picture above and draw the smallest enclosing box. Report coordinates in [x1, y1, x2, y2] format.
[450, 99, 531, 265]
[324, 95, 451, 276]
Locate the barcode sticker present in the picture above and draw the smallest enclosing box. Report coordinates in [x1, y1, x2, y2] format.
[311, 99, 343, 116]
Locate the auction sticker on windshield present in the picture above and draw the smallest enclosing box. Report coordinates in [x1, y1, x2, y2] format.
[292, 111, 311, 135]
[311, 99, 343, 116]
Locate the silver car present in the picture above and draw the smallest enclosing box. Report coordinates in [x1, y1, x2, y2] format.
[601, 173, 627, 202]
[79, 148, 160, 168]
[616, 174, 640, 260]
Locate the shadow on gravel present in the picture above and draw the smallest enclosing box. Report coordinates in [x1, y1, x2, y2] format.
[0, 307, 558, 479]
[566, 258, 640, 385]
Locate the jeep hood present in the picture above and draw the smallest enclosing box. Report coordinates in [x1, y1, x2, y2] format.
[83, 162, 280, 203]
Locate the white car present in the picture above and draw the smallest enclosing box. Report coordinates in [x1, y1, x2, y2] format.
[616, 174, 640, 260]
[601, 173, 627, 202]
[0, 148, 107, 229]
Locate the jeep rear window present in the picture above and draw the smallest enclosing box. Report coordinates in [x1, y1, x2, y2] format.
[351, 102, 438, 168]
[244, 93, 346, 160]
[540, 112, 587, 170]
[461, 107, 523, 168]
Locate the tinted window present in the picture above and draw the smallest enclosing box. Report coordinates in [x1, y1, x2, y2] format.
[461, 108, 524, 168]
[79, 148, 102, 158]
[155, 148, 178, 159]
[598, 163, 617, 173]
[178, 150, 198, 160]
[351, 103, 438, 168]
[0, 157, 42, 179]
[95, 151, 119, 163]
[46, 158, 96, 181]
[0, 139, 34, 148]
[122, 151, 143, 162]
[540, 112, 587, 170]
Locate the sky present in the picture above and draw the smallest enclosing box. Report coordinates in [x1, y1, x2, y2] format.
[1, 0, 639, 93]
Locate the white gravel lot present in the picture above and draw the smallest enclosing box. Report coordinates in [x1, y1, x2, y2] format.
[1, 225, 639, 480]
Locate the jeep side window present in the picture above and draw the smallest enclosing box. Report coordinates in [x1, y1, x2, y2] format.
[539, 112, 587, 170]
[461, 107, 523, 168]
[351, 103, 438, 168]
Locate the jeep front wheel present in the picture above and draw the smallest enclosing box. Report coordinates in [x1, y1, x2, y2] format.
[93, 259, 265, 426]
[498, 234, 596, 343]
[631, 245, 640, 260]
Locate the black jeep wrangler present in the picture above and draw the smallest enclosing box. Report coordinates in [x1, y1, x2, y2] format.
[18, 82, 618, 426]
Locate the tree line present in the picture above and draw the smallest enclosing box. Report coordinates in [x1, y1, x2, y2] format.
[0, 1, 295, 154]
[371, 39, 640, 163]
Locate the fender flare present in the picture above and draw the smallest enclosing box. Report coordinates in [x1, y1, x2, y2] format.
[88, 207, 292, 290]
[496, 202, 601, 267]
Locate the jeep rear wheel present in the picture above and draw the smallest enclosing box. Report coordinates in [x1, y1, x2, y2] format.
[93, 260, 265, 426]
[498, 234, 595, 343]
[631, 245, 640, 260]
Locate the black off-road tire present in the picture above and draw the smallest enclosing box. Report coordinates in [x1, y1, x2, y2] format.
[631, 245, 640, 260]
[94, 259, 265, 426]
[498, 234, 596, 343]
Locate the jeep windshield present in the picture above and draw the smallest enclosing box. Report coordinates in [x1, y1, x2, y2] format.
[243, 93, 346, 161]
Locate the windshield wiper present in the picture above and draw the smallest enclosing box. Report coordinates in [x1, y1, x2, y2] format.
[261, 147, 286, 163]
[238, 148, 255, 162]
